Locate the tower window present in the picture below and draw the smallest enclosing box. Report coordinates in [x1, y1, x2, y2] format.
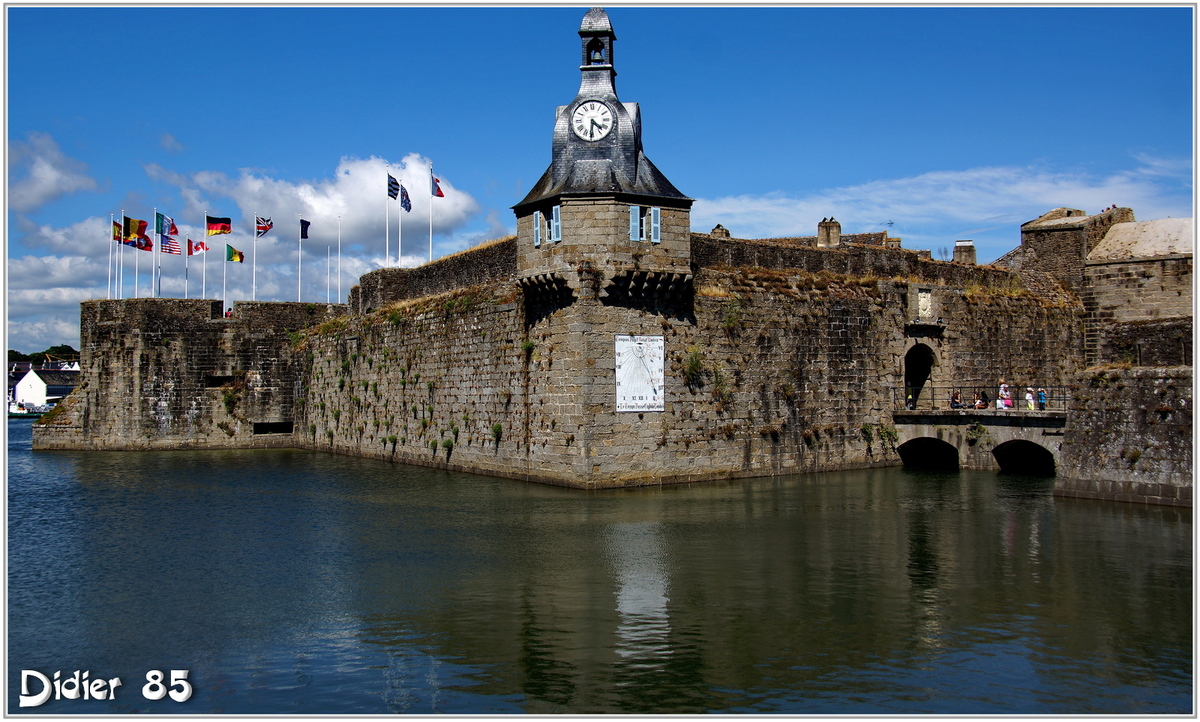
[533, 206, 562, 246]
[629, 206, 662, 243]
[587, 39, 605, 64]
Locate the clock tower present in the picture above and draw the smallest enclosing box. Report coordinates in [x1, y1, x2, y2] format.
[514, 7, 693, 318]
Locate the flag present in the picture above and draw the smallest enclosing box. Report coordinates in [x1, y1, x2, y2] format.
[431, 173, 444, 198]
[187, 239, 210, 256]
[112, 220, 122, 244]
[226, 244, 245, 263]
[136, 236, 153, 252]
[256, 216, 273, 237]
[155, 212, 178, 237]
[123, 216, 149, 243]
[300, 219, 310, 240]
[388, 174, 400, 199]
[400, 185, 412, 212]
[162, 237, 182, 255]
[206, 216, 232, 235]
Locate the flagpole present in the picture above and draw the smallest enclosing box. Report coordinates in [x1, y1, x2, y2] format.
[222, 244, 227, 313]
[297, 214, 302, 303]
[326, 245, 330, 303]
[153, 207, 160, 297]
[252, 211, 257, 301]
[184, 240, 189, 299]
[337, 215, 342, 301]
[108, 214, 114, 300]
[428, 165, 433, 264]
[119, 210, 125, 299]
[202, 212, 208, 299]
[385, 164, 390, 269]
[135, 227, 140, 298]
[398, 188, 403, 269]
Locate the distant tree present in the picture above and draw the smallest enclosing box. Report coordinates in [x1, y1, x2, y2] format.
[937, 246, 950, 261]
[8, 350, 30, 363]
[43, 344, 78, 358]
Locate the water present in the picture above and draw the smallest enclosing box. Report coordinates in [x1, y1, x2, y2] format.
[7, 418, 1192, 714]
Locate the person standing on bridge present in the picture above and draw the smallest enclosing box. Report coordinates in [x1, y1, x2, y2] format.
[1026, 387, 1035, 410]
[1037, 387, 1047, 411]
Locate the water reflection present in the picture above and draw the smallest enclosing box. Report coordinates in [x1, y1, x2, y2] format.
[7, 420, 1192, 715]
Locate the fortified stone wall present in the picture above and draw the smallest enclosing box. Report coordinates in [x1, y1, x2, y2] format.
[1057, 366, 1192, 506]
[1080, 255, 1193, 364]
[1012, 207, 1134, 291]
[693, 236, 1023, 288]
[349, 237, 518, 314]
[34, 299, 345, 450]
[290, 260, 1083, 488]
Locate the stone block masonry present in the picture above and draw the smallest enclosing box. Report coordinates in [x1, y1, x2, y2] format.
[1057, 367, 1192, 506]
[34, 299, 346, 450]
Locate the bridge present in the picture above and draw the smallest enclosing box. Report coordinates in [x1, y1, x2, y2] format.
[891, 409, 1066, 476]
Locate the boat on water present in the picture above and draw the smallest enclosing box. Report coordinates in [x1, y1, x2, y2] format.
[9, 402, 51, 418]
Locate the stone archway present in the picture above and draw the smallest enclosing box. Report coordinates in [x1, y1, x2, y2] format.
[897, 437, 959, 471]
[992, 439, 1057, 476]
[904, 343, 937, 408]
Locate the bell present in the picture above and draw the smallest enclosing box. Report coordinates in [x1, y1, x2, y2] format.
[590, 48, 604, 64]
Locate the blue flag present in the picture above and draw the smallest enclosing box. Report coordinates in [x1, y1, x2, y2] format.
[400, 185, 412, 212]
[387, 174, 400, 200]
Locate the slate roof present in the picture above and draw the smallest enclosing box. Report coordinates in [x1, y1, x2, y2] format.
[516, 153, 689, 209]
[27, 369, 79, 387]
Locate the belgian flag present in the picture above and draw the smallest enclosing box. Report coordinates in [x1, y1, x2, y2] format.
[226, 244, 245, 263]
[206, 215, 232, 236]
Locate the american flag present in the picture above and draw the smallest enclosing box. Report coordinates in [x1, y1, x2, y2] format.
[162, 237, 182, 255]
[256, 216, 273, 238]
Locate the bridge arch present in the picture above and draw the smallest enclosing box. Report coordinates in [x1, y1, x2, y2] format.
[992, 439, 1056, 477]
[897, 436, 959, 471]
[904, 343, 937, 407]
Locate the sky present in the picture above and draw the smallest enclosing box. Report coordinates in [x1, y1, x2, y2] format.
[6, 5, 1194, 353]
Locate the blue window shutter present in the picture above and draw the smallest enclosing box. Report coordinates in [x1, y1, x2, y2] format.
[533, 211, 542, 247]
[629, 205, 641, 241]
[650, 207, 661, 243]
[551, 205, 562, 242]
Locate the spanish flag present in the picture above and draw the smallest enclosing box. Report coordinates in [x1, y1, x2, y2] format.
[226, 244, 245, 263]
[206, 215, 232, 236]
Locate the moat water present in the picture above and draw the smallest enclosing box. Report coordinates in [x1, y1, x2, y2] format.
[7, 418, 1192, 714]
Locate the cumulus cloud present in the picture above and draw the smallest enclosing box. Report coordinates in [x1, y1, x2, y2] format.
[8, 132, 99, 212]
[6, 154, 490, 350]
[693, 156, 1193, 263]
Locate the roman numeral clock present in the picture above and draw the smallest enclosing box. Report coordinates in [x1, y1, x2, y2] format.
[615, 335, 664, 412]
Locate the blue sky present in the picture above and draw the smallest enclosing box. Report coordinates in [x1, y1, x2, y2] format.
[6, 5, 1194, 352]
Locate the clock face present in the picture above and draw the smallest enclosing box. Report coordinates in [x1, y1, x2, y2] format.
[572, 100, 614, 141]
[615, 335, 665, 412]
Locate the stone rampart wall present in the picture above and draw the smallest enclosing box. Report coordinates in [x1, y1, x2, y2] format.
[1057, 367, 1192, 506]
[34, 299, 346, 450]
[692, 236, 1029, 289]
[349, 237, 517, 314]
[291, 264, 1083, 488]
[1081, 255, 1193, 364]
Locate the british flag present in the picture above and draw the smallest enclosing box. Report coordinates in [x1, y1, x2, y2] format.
[256, 216, 273, 238]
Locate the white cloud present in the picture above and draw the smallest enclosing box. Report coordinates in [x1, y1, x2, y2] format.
[8, 132, 99, 212]
[160, 134, 183, 153]
[693, 157, 1193, 262]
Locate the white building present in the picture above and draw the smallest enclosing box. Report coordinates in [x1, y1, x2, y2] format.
[14, 369, 79, 407]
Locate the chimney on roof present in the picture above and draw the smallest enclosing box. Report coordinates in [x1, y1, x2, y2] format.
[817, 217, 841, 248]
[710, 224, 730, 238]
[953, 240, 976, 265]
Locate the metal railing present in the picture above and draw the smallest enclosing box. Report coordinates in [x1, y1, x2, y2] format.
[893, 385, 1067, 412]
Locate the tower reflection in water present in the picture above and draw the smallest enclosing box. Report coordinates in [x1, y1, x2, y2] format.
[607, 521, 672, 666]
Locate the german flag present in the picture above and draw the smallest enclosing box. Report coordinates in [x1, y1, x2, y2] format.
[206, 215, 232, 236]
[226, 244, 245, 263]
